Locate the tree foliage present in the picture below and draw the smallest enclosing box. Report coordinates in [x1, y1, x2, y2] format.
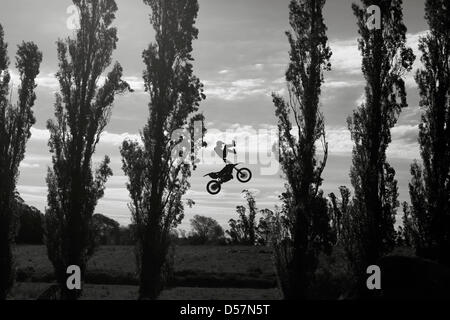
[190, 215, 224, 244]
[120, 0, 205, 299]
[15, 199, 44, 245]
[227, 190, 259, 245]
[346, 0, 414, 274]
[271, 0, 334, 299]
[328, 186, 351, 241]
[0, 23, 42, 299]
[44, 0, 131, 300]
[256, 209, 275, 246]
[405, 0, 450, 265]
[92, 213, 120, 245]
[328, 186, 366, 278]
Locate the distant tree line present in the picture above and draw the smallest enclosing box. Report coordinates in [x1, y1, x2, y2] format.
[14, 198, 44, 245]
[11, 206, 135, 246]
[175, 190, 276, 246]
[11, 200, 273, 248]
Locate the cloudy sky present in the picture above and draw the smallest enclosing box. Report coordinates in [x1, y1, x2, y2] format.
[0, 0, 427, 230]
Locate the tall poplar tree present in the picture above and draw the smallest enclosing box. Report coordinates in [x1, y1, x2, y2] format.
[347, 0, 414, 273]
[120, 0, 205, 300]
[44, 0, 131, 300]
[0, 24, 42, 299]
[272, 0, 334, 299]
[405, 0, 450, 265]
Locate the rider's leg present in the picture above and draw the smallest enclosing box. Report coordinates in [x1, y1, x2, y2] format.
[222, 146, 228, 162]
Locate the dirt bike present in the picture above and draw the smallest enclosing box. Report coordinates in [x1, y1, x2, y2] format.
[204, 163, 252, 195]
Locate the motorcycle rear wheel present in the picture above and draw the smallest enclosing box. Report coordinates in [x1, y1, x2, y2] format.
[206, 180, 221, 195]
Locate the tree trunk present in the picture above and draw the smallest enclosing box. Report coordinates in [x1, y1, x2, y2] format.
[0, 222, 13, 300]
[0, 197, 13, 300]
[138, 237, 164, 300]
[286, 203, 311, 300]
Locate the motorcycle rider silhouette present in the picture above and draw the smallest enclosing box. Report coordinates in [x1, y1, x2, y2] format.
[213, 140, 236, 182]
[204, 140, 252, 195]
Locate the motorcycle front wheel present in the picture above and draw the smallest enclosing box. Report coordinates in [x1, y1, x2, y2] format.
[206, 180, 221, 195]
[237, 168, 252, 183]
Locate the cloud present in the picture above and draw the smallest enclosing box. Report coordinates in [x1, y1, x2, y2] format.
[355, 93, 366, 106]
[9, 70, 146, 93]
[252, 64, 264, 70]
[322, 124, 420, 159]
[328, 31, 428, 79]
[203, 60, 289, 101]
[8, 71, 58, 90]
[272, 77, 285, 84]
[30, 127, 50, 141]
[22, 154, 51, 162]
[30, 127, 140, 147]
[36, 73, 59, 89]
[325, 128, 353, 153]
[17, 185, 47, 195]
[391, 124, 419, 145]
[203, 123, 278, 153]
[99, 131, 141, 146]
[201, 32, 428, 104]
[329, 38, 361, 74]
[404, 31, 428, 88]
[16, 185, 47, 213]
[203, 76, 288, 101]
[201, 122, 420, 163]
[20, 162, 40, 169]
[204, 78, 270, 101]
[231, 78, 265, 88]
[9, 70, 55, 90]
[323, 79, 364, 89]
[123, 76, 145, 92]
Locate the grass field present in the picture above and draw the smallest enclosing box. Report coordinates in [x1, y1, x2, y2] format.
[13, 244, 399, 300]
[10, 245, 280, 300]
[11, 283, 280, 300]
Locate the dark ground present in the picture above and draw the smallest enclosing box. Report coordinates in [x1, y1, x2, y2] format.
[10, 245, 281, 300]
